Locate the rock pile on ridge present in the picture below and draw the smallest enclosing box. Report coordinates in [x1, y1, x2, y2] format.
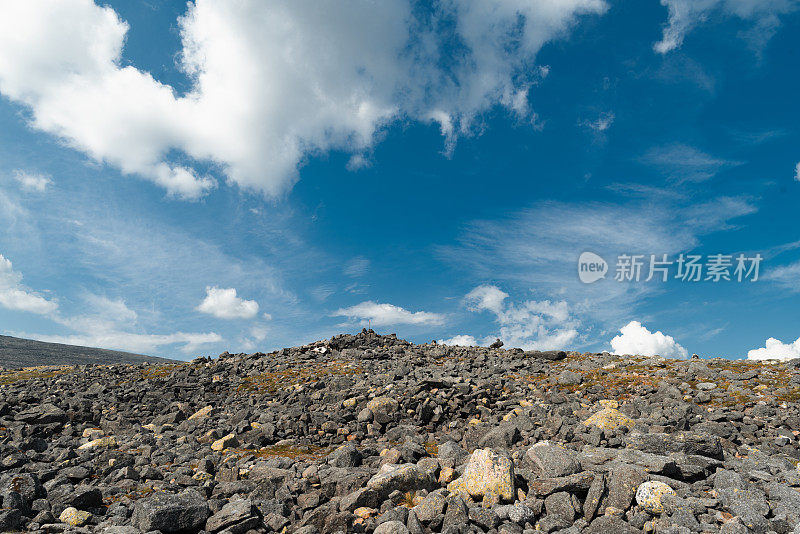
[3, 329, 800, 533]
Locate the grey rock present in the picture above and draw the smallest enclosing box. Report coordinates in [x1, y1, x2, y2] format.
[544, 492, 575, 523]
[526, 441, 581, 478]
[468, 507, 500, 529]
[206, 499, 260, 533]
[131, 489, 210, 533]
[374, 520, 411, 534]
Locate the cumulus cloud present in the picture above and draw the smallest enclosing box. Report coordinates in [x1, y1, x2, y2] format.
[795, 162, 800, 181]
[491, 298, 579, 350]
[463, 285, 579, 350]
[747, 336, 800, 361]
[610, 320, 688, 358]
[465, 285, 509, 315]
[13, 170, 52, 192]
[438, 334, 478, 347]
[655, 0, 799, 54]
[332, 301, 444, 327]
[197, 286, 259, 320]
[0, 0, 607, 198]
[0, 253, 58, 315]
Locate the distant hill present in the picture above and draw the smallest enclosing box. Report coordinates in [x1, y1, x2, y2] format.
[0, 335, 178, 369]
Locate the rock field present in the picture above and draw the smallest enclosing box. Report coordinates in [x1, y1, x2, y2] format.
[3, 329, 800, 534]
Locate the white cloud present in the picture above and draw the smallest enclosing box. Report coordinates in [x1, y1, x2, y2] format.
[13, 170, 52, 192]
[343, 256, 371, 278]
[238, 324, 269, 352]
[32, 331, 222, 355]
[462, 285, 579, 350]
[747, 336, 800, 361]
[333, 301, 444, 327]
[610, 320, 688, 359]
[197, 286, 259, 320]
[438, 334, 478, 347]
[641, 144, 741, 183]
[764, 260, 800, 290]
[583, 111, 615, 132]
[0, 0, 607, 198]
[465, 285, 509, 314]
[654, 0, 799, 54]
[490, 298, 579, 350]
[7, 286, 222, 355]
[795, 161, 800, 181]
[439, 196, 756, 330]
[0, 253, 58, 315]
[48, 293, 221, 354]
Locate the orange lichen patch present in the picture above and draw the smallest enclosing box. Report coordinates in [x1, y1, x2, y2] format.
[0, 366, 71, 386]
[424, 441, 438, 456]
[230, 443, 331, 462]
[516, 365, 662, 402]
[140, 365, 183, 380]
[400, 491, 416, 508]
[237, 360, 363, 395]
[706, 360, 763, 373]
[102, 485, 157, 505]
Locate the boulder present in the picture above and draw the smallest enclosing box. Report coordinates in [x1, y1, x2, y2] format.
[131, 489, 210, 533]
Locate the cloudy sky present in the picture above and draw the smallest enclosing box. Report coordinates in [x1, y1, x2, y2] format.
[0, 0, 799, 360]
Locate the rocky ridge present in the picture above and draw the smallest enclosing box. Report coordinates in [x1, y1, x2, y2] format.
[2, 330, 800, 534]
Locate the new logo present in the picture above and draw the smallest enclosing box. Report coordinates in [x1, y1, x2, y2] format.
[578, 252, 607, 284]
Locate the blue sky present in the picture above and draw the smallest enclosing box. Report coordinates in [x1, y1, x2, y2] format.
[0, 0, 799, 360]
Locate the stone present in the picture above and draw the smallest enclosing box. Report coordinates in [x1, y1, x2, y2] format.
[412, 489, 447, 523]
[188, 405, 214, 420]
[206, 498, 260, 532]
[131, 489, 210, 533]
[635, 481, 676, 514]
[469, 506, 500, 529]
[328, 443, 362, 468]
[442, 494, 469, 530]
[479, 423, 521, 449]
[59, 506, 91, 527]
[367, 464, 433, 500]
[374, 520, 411, 534]
[528, 472, 594, 496]
[585, 515, 640, 534]
[507, 503, 536, 525]
[77, 436, 117, 449]
[584, 473, 606, 521]
[525, 441, 581, 478]
[460, 448, 515, 502]
[582, 408, 635, 431]
[605, 465, 647, 513]
[624, 431, 723, 460]
[367, 397, 399, 424]
[558, 371, 583, 385]
[211, 433, 238, 451]
[545, 492, 575, 523]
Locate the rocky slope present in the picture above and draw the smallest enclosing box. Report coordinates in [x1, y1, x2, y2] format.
[0, 335, 176, 369]
[2, 329, 800, 534]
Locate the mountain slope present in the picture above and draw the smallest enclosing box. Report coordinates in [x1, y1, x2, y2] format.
[0, 335, 178, 369]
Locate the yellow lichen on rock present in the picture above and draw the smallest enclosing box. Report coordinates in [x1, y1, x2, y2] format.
[582, 407, 634, 431]
[78, 436, 117, 450]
